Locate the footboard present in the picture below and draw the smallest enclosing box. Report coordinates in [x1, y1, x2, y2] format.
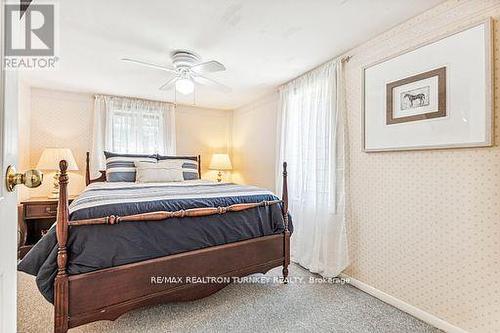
[67, 234, 284, 329]
[53, 160, 290, 333]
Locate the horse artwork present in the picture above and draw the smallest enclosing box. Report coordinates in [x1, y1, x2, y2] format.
[403, 92, 425, 107]
[400, 86, 430, 110]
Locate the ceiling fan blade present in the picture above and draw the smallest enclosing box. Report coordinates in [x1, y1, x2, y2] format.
[159, 76, 179, 91]
[122, 58, 177, 73]
[192, 74, 231, 93]
[191, 60, 226, 74]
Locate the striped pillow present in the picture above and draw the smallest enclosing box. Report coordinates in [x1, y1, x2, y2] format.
[104, 151, 157, 182]
[156, 155, 199, 180]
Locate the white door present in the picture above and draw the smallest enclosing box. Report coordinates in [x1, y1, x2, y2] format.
[1, 1, 45, 330]
[1, 1, 19, 331]
[0, 0, 18, 325]
[1, 1, 42, 331]
[0, 69, 20, 333]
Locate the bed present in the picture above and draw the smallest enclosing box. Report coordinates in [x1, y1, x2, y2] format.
[18, 152, 290, 333]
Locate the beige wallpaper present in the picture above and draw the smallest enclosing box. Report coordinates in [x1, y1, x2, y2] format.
[22, 88, 233, 197]
[343, 1, 500, 332]
[232, 92, 279, 192]
[175, 104, 233, 182]
[28, 89, 92, 197]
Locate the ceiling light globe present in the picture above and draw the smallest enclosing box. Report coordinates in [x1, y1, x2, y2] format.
[176, 78, 194, 95]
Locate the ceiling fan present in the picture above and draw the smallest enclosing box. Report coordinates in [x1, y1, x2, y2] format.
[121, 50, 229, 95]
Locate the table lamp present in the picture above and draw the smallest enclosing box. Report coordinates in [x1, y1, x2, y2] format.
[36, 148, 79, 198]
[209, 153, 232, 182]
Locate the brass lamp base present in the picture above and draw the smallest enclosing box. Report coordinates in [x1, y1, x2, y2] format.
[216, 170, 223, 182]
[48, 172, 60, 198]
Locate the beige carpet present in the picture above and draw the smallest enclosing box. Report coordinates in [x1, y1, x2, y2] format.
[18, 264, 442, 333]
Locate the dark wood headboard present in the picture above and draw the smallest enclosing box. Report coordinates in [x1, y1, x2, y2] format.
[85, 152, 202, 186]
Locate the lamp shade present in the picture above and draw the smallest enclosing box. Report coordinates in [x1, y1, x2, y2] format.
[36, 148, 79, 171]
[209, 153, 232, 171]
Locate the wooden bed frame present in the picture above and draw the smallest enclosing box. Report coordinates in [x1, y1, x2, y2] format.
[53, 154, 290, 332]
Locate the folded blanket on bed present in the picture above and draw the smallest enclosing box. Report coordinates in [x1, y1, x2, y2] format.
[18, 180, 291, 303]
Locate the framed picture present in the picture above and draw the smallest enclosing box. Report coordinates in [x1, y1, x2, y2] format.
[362, 19, 493, 152]
[386, 67, 446, 125]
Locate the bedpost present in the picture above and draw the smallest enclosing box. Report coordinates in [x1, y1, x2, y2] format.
[54, 160, 69, 333]
[85, 152, 90, 186]
[197, 154, 201, 179]
[282, 161, 290, 283]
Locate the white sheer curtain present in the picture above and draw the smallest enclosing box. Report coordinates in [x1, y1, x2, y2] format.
[276, 59, 348, 277]
[90, 95, 176, 177]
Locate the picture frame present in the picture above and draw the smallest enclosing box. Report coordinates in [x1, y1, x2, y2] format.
[386, 67, 446, 125]
[362, 18, 493, 152]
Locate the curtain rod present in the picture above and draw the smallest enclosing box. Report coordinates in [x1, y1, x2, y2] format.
[94, 93, 176, 106]
[341, 55, 352, 63]
[279, 54, 352, 88]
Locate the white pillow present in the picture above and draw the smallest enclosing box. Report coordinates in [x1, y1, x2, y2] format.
[134, 161, 184, 183]
[157, 159, 185, 168]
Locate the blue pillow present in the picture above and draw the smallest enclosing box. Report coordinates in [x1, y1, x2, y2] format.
[104, 151, 157, 182]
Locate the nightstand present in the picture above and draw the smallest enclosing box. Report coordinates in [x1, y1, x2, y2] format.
[18, 196, 75, 259]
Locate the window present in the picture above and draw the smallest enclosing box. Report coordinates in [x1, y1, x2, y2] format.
[106, 97, 175, 155]
[277, 59, 348, 277]
[111, 109, 162, 154]
[90, 95, 176, 175]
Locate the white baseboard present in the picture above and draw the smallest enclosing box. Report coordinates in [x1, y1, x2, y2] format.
[339, 274, 468, 333]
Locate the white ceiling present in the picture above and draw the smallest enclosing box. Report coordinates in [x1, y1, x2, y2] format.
[22, 0, 444, 110]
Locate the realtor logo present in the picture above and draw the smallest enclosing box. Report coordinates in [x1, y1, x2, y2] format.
[4, 2, 58, 69]
[5, 4, 55, 56]
[5, 3, 55, 56]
